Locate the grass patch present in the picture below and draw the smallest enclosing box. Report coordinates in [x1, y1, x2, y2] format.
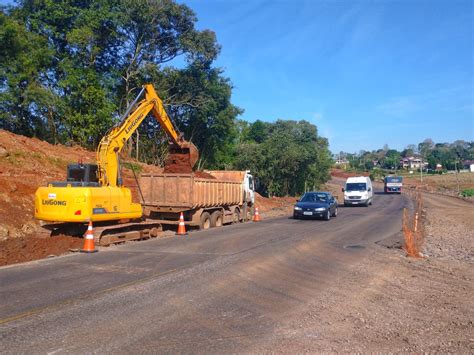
[461, 188, 474, 197]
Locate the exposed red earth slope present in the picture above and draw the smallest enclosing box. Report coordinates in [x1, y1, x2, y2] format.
[0, 130, 294, 266]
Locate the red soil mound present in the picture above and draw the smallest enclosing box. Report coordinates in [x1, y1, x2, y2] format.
[331, 168, 369, 179]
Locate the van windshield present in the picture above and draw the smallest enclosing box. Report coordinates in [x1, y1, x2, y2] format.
[346, 183, 367, 191]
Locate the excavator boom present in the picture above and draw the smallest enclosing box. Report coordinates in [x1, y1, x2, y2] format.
[98, 84, 198, 186]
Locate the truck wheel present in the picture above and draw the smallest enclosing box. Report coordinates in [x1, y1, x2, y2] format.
[210, 211, 223, 227]
[200, 212, 211, 230]
[243, 204, 252, 222]
[233, 209, 241, 224]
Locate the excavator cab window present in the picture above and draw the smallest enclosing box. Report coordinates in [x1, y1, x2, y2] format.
[67, 164, 98, 183]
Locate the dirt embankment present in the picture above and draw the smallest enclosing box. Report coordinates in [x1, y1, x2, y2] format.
[0, 130, 295, 266]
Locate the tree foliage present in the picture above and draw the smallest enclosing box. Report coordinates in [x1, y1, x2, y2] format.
[234, 120, 332, 197]
[338, 139, 473, 172]
[0, 1, 333, 196]
[0, 0, 233, 156]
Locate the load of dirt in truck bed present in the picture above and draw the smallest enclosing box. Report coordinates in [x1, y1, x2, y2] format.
[163, 152, 194, 173]
[163, 152, 215, 179]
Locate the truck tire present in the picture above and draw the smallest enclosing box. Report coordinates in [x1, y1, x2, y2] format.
[242, 205, 254, 222]
[210, 210, 223, 227]
[242, 204, 250, 222]
[233, 208, 241, 224]
[200, 212, 211, 230]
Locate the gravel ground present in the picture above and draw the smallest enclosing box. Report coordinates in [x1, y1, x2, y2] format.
[422, 193, 473, 263]
[253, 191, 474, 352]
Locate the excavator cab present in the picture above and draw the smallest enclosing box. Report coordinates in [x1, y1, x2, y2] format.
[46, 164, 100, 188]
[67, 164, 99, 184]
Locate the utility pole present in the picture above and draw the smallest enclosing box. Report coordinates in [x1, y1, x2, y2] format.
[455, 161, 460, 194]
[420, 159, 423, 183]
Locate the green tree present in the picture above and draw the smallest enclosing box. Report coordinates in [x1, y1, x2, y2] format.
[233, 120, 331, 197]
[382, 149, 401, 169]
[1, 0, 240, 161]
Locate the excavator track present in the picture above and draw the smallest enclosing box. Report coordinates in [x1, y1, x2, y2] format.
[41, 221, 163, 246]
[93, 221, 162, 246]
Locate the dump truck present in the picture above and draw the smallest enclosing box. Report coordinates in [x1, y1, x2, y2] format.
[140, 170, 255, 230]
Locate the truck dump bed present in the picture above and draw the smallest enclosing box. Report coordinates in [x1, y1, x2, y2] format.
[140, 173, 243, 210]
[203, 170, 246, 182]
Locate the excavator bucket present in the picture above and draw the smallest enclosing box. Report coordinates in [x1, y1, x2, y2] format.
[185, 141, 199, 168]
[164, 140, 199, 173]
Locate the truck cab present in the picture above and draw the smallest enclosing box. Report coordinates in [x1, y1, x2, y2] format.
[243, 170, 255, 205]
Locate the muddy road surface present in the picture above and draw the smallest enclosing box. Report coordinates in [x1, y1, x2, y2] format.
[1, 191, 471, 353]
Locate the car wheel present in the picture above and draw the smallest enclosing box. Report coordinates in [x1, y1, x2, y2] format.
[324, 210, 331, 221]
[332, 207, 338, 217]
[293, 213, 299, 219]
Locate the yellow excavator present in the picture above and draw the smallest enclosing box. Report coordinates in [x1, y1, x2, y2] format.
[34, 84, 198, 244]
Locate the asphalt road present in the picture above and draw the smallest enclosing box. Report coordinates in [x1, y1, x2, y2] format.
[0, 191, 407, 353]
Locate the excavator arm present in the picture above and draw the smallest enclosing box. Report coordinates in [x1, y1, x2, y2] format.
[97, 84, 198, 187]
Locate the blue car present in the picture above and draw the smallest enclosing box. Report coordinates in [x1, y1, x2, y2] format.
[293, 192, 338, 220]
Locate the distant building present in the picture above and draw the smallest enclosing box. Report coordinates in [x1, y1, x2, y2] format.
[399, 156, 428, 169]
[463, 160, 474, 172]
[334, 158, 349, 166]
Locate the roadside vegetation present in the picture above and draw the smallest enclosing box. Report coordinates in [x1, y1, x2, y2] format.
[0, 0, 331, 197]
[336, 138, 473, 179]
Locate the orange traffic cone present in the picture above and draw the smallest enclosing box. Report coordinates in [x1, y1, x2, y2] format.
[252, 207, 261, 222]
[176, 212, 188, 235]
[81, 220, 98, 253]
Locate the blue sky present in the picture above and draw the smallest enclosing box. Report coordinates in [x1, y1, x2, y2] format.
[182, 0, 473, 153]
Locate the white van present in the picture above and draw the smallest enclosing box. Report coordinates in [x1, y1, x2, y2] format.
[342, 176, 373, 207]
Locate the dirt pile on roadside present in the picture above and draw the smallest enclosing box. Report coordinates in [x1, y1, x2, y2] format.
[0, 130, 95, 240]
[255, 193, 295, 217]
[331, 168, 369, 179]
[0, 235, 84, 266]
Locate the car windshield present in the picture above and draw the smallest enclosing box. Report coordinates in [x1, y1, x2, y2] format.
[300, 193, 329, 202]
[346, 183, 367, 191]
